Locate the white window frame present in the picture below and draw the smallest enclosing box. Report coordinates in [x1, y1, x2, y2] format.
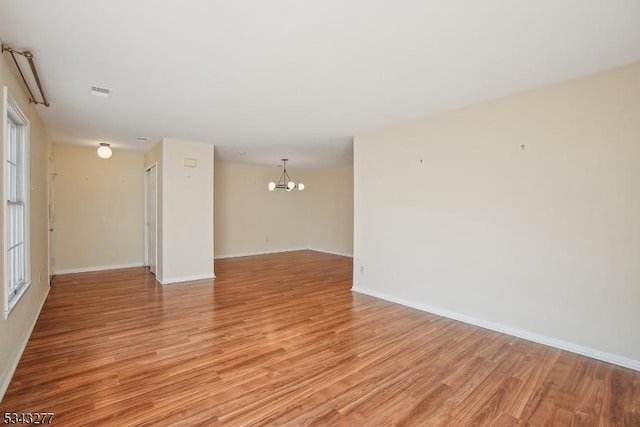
[3, 87, 31, 318]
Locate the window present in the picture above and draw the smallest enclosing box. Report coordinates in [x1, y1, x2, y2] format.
[4, 94, 30, 316]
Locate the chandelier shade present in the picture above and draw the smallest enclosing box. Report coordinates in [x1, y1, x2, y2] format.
[268, 159, 304, 192]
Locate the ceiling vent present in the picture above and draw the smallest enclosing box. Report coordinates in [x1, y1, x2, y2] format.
[90, 85, 111, 97]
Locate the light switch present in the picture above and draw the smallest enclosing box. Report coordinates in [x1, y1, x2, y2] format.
[184, 158, 197, 167]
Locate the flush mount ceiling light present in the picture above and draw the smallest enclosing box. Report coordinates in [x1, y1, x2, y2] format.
[268, 159, 304, 192]
[97, 142, 112, 159]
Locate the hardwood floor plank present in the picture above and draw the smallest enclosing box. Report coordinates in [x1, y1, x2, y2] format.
[1, 250, 638, 425]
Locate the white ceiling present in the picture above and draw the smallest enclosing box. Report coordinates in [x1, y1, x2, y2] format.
[1, 1, 639, 169]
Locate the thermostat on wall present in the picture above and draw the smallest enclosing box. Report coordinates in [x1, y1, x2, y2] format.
[184, 158, 197, 167]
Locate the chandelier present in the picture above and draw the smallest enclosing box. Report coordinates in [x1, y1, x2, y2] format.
[268, 159, 305, 191]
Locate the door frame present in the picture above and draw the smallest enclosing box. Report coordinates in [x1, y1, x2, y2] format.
[144, 163, 158, 275]
[48, 157, 56, 283]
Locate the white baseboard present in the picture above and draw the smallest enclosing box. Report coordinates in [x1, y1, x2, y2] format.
[214, 248, 308, 260]
[309, 248, 353, 258]
[0, 285, 50, 402]
[55, 263, 144, 274]
[351, 286, 640, 372]
[160, 273, 216, 285]
[215, 247, 353, 260]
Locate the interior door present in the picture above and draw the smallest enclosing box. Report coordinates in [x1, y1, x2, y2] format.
[48, 158, 55, 282]
[145, 165, 157, 275]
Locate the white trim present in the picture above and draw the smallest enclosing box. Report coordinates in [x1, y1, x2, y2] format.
[0, 285, 49, 401]
[55, 263, 144, 275]
[1, 86, 6, 316]
[4, 92, 32, 317]
[308, 248, 353, 258]
[144, 167, 148, 265]
[4, 280, 31, 320]
[143, 163, 158, 274]
[214, 248, 353, 259]
[351, 286, 640, 372]
[214, 247, 353, 260]
[214, 247, 308, 260]
[160, 273, 215, 285]
[47, 157, 56, 281]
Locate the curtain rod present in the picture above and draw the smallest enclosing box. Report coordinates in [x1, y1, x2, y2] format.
[2, 44, 50, 107]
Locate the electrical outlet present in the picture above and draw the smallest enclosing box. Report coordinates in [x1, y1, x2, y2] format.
[360, 266, 364, 274]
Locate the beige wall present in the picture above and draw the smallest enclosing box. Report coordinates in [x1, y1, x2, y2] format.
[214, 162, 308, 258]
[306, 166, 353, 256]
[353, 62, 640, 369]
[53, 145, 144, 273]
[161, 138, 214, 283]
[0, 50, 53, 398]
[214, 162, 354, 258]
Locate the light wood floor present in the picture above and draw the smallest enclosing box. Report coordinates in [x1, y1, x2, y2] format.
[1, 251, 638, 426]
